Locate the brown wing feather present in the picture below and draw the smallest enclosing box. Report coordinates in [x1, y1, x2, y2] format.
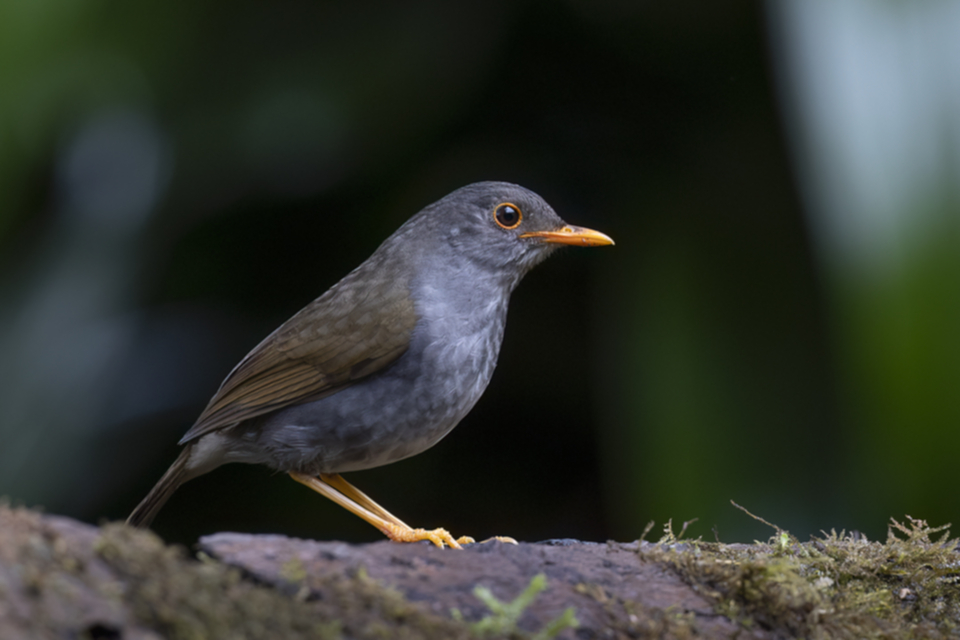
[179, 260, 417, 444]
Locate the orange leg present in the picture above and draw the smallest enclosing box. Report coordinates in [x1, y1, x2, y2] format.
[319, 473, 412, 529]
[289, 472, 476, 549]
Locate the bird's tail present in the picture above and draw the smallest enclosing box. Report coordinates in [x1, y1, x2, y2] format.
[126, 445, 193, 528]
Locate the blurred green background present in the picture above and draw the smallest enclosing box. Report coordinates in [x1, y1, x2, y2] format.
[2, 0, 959, 547]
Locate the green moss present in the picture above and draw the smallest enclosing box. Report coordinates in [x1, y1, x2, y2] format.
[452, 573, 578, 639]
[95, 524, 341, 639]
[642, 510, 960, 639]
[575, 582, 698, 639]
[279, 555, 309, 584]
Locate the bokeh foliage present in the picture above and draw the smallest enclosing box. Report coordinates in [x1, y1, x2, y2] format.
[0, 0, 956, 546]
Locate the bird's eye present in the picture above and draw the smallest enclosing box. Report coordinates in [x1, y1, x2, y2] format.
[494, 203, 522, 229]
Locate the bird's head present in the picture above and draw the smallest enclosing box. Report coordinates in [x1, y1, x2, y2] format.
[405, 182, 613, 286]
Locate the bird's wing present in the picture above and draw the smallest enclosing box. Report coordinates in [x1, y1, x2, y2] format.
[179, 268, 417, 444]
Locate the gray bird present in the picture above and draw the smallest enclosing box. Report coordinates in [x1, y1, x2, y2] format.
[127, 182, 613, 548]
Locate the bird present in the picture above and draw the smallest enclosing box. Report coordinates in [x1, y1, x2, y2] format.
[126, 181, 613, 548]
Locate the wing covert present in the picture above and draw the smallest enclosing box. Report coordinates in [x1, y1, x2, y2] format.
[179, 264, 417, 444]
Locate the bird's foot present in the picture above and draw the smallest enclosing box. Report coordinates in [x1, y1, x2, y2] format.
[378, 522, 521, 548]
[382, 523, 469, 549]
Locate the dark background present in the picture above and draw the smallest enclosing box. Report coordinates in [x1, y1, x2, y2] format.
[1, 1, 956, 547]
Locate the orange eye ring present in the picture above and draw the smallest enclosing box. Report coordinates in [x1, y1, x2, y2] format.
[494, 203, 522, 229]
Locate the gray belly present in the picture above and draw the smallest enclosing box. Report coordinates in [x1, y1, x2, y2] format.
[227, 315, 502, 474]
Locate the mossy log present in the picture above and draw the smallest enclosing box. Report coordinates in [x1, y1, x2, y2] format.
[0, 503, 957, 639]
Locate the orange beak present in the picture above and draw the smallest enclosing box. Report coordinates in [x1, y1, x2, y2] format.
[519, 225, 615, 247]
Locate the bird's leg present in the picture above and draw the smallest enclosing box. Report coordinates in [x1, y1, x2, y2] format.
[289, 472, 474, 549]
[319, 473, 411, 528]
[320, 473, 480, 547]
